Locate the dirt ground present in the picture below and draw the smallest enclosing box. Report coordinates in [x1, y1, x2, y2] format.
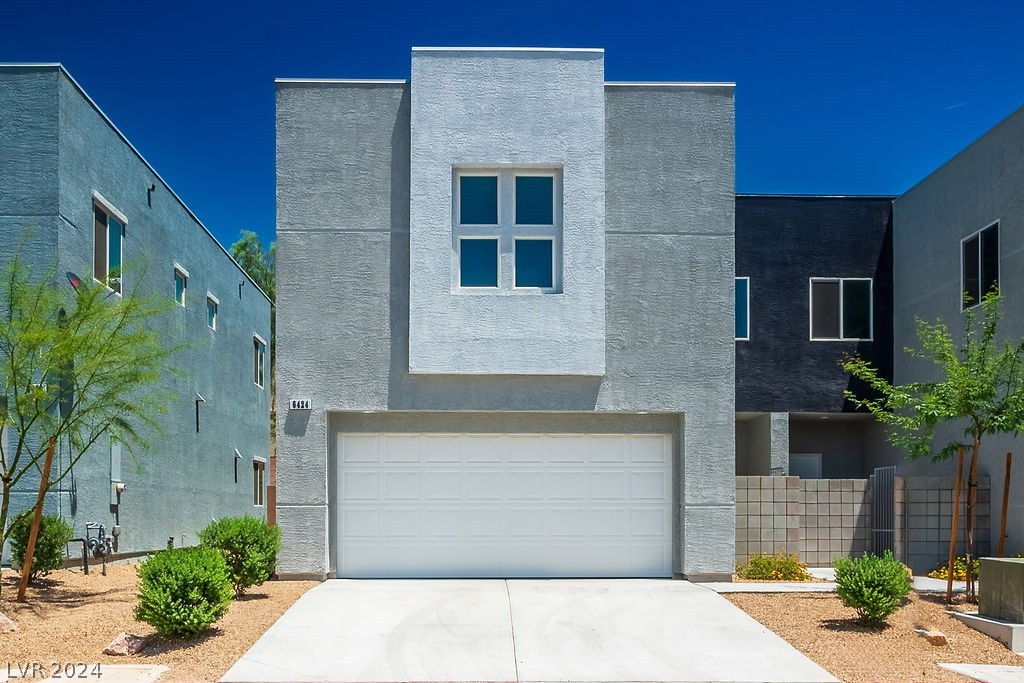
[0, 564, 316, 682]
[727, 591, 1024, 682]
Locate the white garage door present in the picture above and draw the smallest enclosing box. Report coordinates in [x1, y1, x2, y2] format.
[336, 432, 673, 578]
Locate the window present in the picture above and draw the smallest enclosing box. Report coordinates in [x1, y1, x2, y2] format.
[810, 278, 872, 340]
[735, 277, 750, 340]
[454, 169, 560, 292]
[253, 335, 266, 388]
[93, 202, 124, 294]
[962, 222, 999, 309]
[253, 458, 265, 506]
[207, 294, 219, 330]
[173, 264, 189, 306]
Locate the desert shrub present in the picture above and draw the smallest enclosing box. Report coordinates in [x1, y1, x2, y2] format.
[198, 516, 281, 595]
[8, 509, 73, 583]
[735, 551, 811, 581]
[134, 547, 233, 638]
[834, 550, 911, 626]
[927, 555, 981, 581]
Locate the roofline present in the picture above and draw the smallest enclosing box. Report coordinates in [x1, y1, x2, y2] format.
[412, 46, 604, 53]
[3, 63, 273, 304]
[275, 78, 407, 85]
[737, 193, 898, 199]
[606, 81, 735, 88]
[897, 100, 1024, 201]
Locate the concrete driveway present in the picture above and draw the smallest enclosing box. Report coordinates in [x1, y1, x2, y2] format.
[221, 579, 837, 683]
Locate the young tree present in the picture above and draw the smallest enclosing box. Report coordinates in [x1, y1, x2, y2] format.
[0, 255, 179, 595]
[843, 290, 1024, 599]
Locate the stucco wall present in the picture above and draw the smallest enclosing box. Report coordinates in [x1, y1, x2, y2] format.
[275, 57, 736, 578]
[1, 66, 271, 556]
[890, 105, 1024, 557]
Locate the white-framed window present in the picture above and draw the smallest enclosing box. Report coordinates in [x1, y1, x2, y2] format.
[253, 335, 266, 388]
[453, 168, 561, 293]
[735, 276, 750, 341]
[207, 293, 219, 330]
[93, 194, 125, 294]
[809, 278, 873, 341]
[173, 263, 189, 306]
[962, 221, 999, 309]
[253, 457, 266, 506]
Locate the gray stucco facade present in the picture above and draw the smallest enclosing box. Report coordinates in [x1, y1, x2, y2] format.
[0, 65, 271, 556]
[275, 48, 736, 579]
[883, 104, 1024, 558]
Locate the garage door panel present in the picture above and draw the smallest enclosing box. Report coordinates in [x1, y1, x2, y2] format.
[336, 431, 673, 578]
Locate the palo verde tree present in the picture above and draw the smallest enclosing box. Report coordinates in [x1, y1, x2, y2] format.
[0, 254, 179, 593]
[843, 289, 1024, 599]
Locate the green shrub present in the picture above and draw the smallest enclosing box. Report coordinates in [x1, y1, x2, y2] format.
[8, 509, 73, 583]
[134, 547, 233, 638]
[198, 516, 281, 595]
[735, 551, 811, 581]
[834, 550, 911, 626]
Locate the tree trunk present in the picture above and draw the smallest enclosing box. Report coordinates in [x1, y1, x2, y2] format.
[0, 480, 11, 599]
[966, 437, 981, 601]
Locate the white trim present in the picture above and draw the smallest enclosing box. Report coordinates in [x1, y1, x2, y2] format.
[206, 292, 220, 306]
[960, 219, 1000, 310]
[253, 456, 267, 464]
[605, 81, 736, 87]
[735, 276, 750, 341]
[457, 236, 500, 289]
[808, 277, 874, 341]
[456, 172, 500, 227]
[91, 190, 129, 226]
[512, 172, 557, 227]
[412, 46, 604, 53]
[253, 332, 268, 346]
[513, 237, 556, 291]
[275, 78, 406, 84]
[173, 262, 190, 279]
[206, 295, 218, 330]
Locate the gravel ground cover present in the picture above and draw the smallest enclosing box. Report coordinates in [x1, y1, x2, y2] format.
[0, 564, 316, 682]
[727, 591, 1024, 682]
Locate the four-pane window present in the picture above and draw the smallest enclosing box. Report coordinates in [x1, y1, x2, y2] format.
[455, 169, 560, 292]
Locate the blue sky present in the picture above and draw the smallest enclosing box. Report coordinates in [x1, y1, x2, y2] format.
[4, 0, 1023, 251]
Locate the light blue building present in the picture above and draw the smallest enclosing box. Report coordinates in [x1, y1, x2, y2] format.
[0, 64, 272, 557]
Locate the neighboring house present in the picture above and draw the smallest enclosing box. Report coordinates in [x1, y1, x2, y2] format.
[735, 195, 894, 479]
[276, 48, 736, 579]
[0, 64, 272, 556]
[873, 104, 1024, 560]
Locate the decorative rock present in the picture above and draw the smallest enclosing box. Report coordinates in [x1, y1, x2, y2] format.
[103, 632, 147, 656]
[0, 613, 17, 633]
[915, 628, 948, 646]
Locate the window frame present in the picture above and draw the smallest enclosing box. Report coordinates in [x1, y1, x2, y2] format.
[173, 263, 189, 307]
[808, 277, 874, 342]
[960, 220, 1000, 310]
[452, 167, 562, 294]
[253, 334, 267, 388]
[206, 293, 219, 330]
[92, 192, 127, 296]
[735, 276, 750, 341]
[252, 457, 266, 507]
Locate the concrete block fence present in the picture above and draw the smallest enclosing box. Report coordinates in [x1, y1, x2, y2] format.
[735, 474, 990, 572]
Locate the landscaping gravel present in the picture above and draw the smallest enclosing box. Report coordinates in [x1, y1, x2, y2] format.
[727, 591, 1024, 682]
[0, 564, 316, 682]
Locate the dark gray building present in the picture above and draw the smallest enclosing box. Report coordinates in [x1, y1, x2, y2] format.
[0, 64, 272, 556]
[275, 48, 736, 579]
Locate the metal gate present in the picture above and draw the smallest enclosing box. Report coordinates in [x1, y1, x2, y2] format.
[871, 466, 896, 555]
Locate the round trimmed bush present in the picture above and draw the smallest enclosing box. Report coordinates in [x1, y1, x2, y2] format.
[8, 509, 73, 583]
[198, 516, 281, 595]
[134, 547, 233, 638]
[834, 550, 911, 626]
